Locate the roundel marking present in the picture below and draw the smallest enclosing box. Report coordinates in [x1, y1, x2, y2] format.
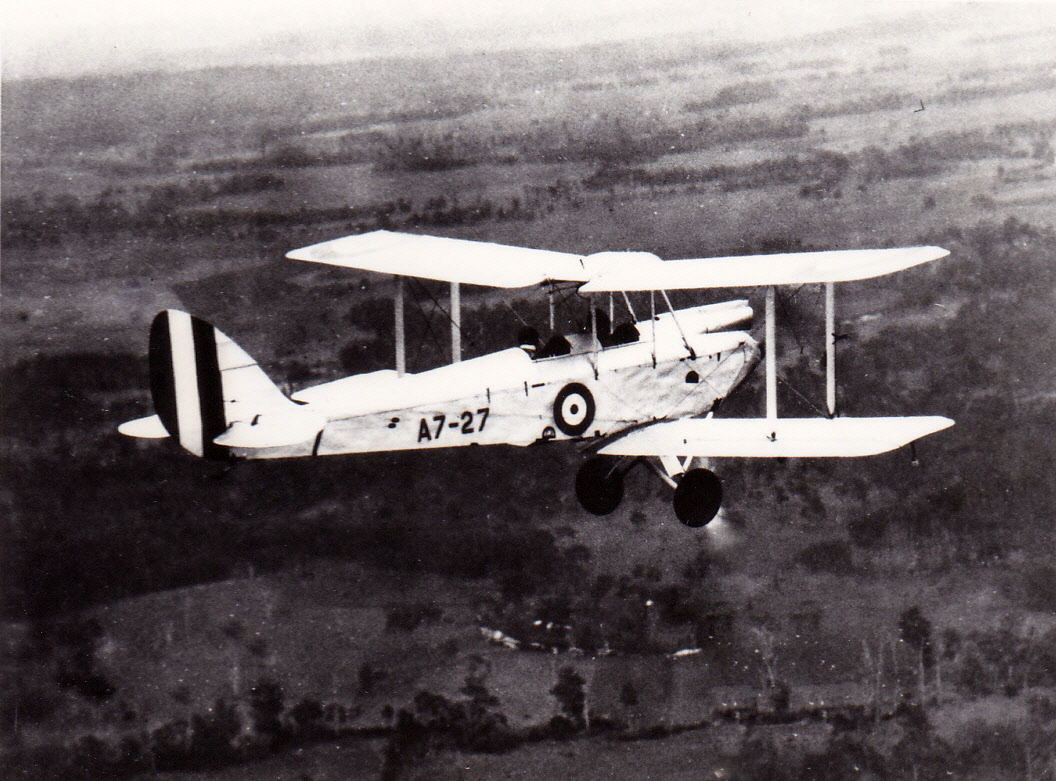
[553, 382, 595, 436]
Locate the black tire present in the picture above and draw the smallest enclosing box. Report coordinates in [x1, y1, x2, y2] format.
[575, 456, 624, 516]
[673, 468, 723, 527]
[553, 383, 596, 437]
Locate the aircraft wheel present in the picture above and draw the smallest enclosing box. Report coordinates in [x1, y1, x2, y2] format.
[673, 468, 723, 527]
[575, 456, 625, 516]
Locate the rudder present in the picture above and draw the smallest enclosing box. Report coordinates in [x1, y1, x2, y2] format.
[149, 310, 231, 458]
[147, 310, 321, 458]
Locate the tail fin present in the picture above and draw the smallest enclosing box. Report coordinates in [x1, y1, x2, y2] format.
[138, 309, 322, 458]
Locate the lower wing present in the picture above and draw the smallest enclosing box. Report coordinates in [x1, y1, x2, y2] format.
[599, 416, 954, 458]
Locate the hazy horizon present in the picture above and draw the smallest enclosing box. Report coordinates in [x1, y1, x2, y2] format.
[1, 0, 982, 81]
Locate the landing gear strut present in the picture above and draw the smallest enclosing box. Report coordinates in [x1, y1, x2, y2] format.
[574, 456, 626, 515]
[673, 468, 723, 527]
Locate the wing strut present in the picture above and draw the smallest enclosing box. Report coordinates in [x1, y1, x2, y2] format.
[621, 291, 637, 321]
[650, 291, 657, 368]
[825, 281, 836, 417]
[765, 285, 777, 420]
[451, 281, 462, 363]
[395, 275, 406, 376]
[659, 289, 696, 359]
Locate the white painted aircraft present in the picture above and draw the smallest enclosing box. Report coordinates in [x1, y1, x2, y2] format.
[119, 230, 954, 527]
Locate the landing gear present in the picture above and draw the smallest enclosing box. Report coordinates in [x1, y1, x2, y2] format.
[673, 468, 723, 527]
[576, 456, 722, 527]
[575, 456, 625, 515]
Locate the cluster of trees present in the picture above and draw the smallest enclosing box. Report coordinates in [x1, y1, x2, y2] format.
[7, 676, 364, 779]
[509, 110, 810, 165]
[381, 670, 520, 777]
[1, 172, 282, 248]
[0, 191, 346, 248]
[227, 102, 815, 175]
[13, 641, 1054, 779]
[1, 174, 582, 249]
[796, 91, 905, 119]
[721, 705, 1056, 781]
[265, 97, 485, 141]
[684, 79, 779, 111]
[7, 658, 591, 780]
[19, 88, 1045, 252]
[373, 131, 512, 172]
[380, 664, 596, 779]
[585, 149, 850, 194]
[841, 218, 1056, 551]
[936, 66, 1056, 106]
[376, 609, 1056, 779]
[584, 120, 1054, 197]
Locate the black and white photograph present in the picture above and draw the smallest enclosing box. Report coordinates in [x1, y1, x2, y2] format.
[3, 0, 1056, 778]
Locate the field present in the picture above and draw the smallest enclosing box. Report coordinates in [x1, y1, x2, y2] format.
[3, 5, 1056, 780]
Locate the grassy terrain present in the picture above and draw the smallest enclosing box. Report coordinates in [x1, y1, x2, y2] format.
[3, 6, 1056, 780]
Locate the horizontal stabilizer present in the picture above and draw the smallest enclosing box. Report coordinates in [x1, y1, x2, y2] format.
[117, 414, 170, 439]
[599, 416, 954, 458]
[287, 230, 588, 287]
[579, 246, 950, 291]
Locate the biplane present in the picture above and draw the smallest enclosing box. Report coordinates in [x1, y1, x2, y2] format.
[119, 230, 954, 527]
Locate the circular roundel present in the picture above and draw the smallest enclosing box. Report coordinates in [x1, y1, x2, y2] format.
[552, 382, 596, 437]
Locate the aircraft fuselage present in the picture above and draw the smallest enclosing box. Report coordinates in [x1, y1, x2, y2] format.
[233, 302, 759, 460]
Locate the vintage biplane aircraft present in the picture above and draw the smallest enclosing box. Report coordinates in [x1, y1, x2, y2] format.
[119, 230, 954, 527]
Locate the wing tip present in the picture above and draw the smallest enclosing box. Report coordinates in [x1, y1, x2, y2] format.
[917, 245, 951, 261]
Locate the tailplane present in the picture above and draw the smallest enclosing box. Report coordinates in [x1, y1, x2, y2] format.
[119, 310, 323, 458]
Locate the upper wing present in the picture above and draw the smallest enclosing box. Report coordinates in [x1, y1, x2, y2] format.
[288, 231, 948, 290]
[287, 230, 589, 287]
[599, 416, 954, 458]
[579, 246, 949, 292]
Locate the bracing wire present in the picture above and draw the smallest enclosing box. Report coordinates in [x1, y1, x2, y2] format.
[407, 279, 444, 367]
[408, 277, 476, 349]
[778, 375, 828, 417]
[503, 298, 531, 327]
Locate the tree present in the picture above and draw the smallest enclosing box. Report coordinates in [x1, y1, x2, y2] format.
[248, 679, 284, 747]
[189, 698, 241, 767]
[899, 606, 934, 703]
[899, 606, 934, 668]
[288, 698, 327, 740]
[550, 666, 587, 732]
[619, 681, 640, 732]
[619, 681, 639, 708]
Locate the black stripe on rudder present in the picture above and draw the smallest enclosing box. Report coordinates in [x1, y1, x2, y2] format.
[148, 311, 179, 439]
[191, 316, 229, 460]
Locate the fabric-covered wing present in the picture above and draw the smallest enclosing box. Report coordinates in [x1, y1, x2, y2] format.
[287, 230, 589, 287]
[579, 246, 949, 291]
[599, 416, 954, 458]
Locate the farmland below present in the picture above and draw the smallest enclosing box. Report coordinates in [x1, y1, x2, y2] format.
[3, 6, 1056, 780]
